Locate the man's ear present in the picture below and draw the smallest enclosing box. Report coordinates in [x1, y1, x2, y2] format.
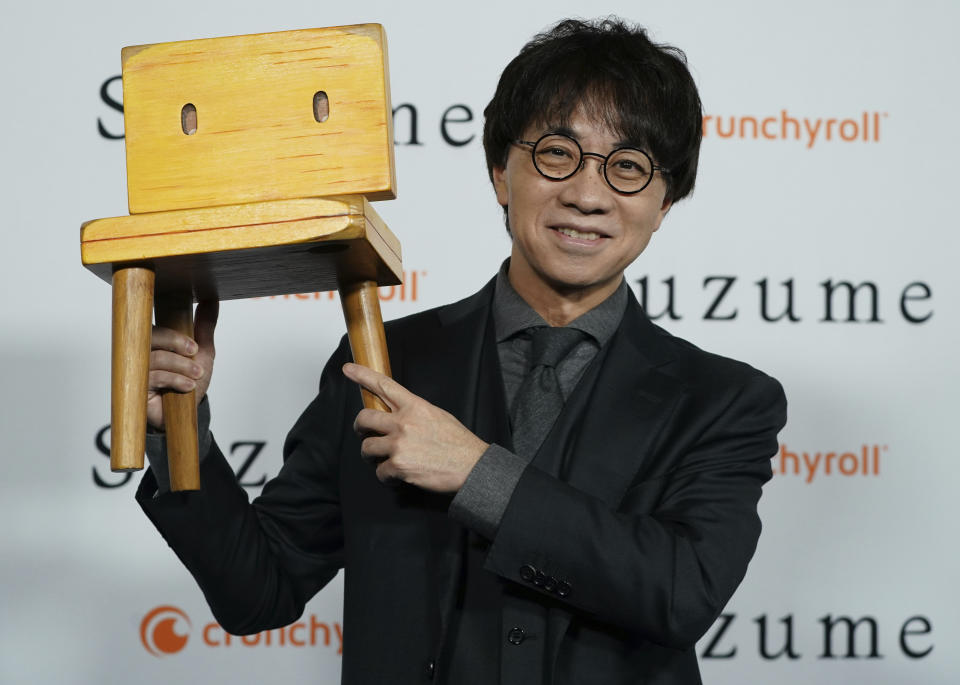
[652, 197, 673, 233]
[659, 196, 673, 218]
[492, 166, 509, 207]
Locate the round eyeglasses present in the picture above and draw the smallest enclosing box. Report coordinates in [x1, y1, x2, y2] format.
[516, 133, 669, 195]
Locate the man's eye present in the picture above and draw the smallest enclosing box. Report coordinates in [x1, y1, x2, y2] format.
[610, 156, 651, 177]
[542, 146, 574, 157]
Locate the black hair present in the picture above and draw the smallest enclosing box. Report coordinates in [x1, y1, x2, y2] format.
[482, 17, 702, 204]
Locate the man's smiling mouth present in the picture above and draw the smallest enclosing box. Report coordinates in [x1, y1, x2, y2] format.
[554, 226, 604, 241]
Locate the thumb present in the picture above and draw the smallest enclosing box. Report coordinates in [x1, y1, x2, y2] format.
[193, 299, 219, 354]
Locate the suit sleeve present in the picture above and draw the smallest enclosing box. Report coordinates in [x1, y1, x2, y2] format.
[136, 340, 352, 634]
[481, 371, 786, 649]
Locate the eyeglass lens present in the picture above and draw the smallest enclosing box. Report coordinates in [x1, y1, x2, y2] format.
[532, 134, 653, 193]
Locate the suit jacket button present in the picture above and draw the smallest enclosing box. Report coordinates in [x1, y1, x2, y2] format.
[543, 576, 557, 592]
[507, 627, 526, 645]
[424, 660, 436, 679]
[534, 570, 547, 587]
[519, 564, 536, 582]
[557, 581, 572, 597]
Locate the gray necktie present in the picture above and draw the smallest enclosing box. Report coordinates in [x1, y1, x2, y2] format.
[510, 326, 586, 459]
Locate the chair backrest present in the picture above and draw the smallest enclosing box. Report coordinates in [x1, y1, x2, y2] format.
[121, 24, 396, 214]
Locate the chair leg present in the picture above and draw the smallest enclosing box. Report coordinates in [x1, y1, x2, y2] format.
[339, 279, 392, 412]
[110, 266, 155, 472]
[154, 291, 201, 491]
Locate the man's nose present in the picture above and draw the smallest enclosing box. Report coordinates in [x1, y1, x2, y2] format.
[558, 155, 614, 212]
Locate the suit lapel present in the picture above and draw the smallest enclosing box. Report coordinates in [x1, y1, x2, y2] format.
[553, 295, 684, 502]
[397, 278, 512, 660]
[542, 294, 688, 673]
[399, 280, 493, 427]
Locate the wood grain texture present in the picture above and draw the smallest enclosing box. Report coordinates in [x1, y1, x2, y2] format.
[121, 25, 396, 213]
[80, 197, 401, 301]
[154, 292, 200, 491]
[340, 280, 391, 412]
[110, 267, 155, 471]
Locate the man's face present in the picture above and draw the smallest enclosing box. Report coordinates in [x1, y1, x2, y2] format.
[493, 109, 672, 307]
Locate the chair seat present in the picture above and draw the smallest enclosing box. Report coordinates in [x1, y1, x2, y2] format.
[80, 196, 401, 300]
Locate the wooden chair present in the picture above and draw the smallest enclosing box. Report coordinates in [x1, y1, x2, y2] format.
[81, 25, 400, 491]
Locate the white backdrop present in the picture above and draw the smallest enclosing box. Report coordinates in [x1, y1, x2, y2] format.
[2, 1, 958, 683]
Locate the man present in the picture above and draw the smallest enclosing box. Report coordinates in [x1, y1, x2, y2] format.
[141, 18, 786, 684]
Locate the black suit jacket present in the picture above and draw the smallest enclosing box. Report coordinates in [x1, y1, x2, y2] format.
[138, 278, 786, 684]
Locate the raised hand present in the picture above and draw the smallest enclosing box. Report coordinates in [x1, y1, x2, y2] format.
[343, 362, 488, 493]
[146, 300, 218, 430]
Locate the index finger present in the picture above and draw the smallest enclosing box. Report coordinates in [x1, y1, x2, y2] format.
[342, 362, 414, 410]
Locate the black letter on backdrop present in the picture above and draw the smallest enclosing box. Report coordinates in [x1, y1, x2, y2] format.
[755, 614, 801, 659]
[230, 441, 268, 488]
[440, 104, 475, 146]
[92, 425, 133, 488]
[701, 614, 737, 659]
[818, 614, 882, 659]
[635, 276, 682, 320]
[393, 103, 423, 146]
[899, 616, 934, 658]
[899, 282, 933, 324]
[820, 280, 882, 323]
[703, 276, 738, 320]
[98, 75, 124, 140]
[756, 278, 801, 322]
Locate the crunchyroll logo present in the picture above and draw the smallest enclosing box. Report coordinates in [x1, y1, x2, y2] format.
[140, 606, 192, 656]
[136, 604, 342, 656]
[702, 110, 887, 148]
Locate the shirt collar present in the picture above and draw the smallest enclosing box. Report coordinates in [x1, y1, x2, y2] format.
[493, 259, 627, 346]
